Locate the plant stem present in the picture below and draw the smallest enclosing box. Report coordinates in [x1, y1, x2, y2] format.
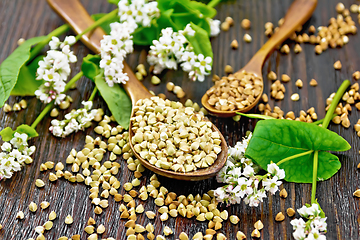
[31, 72, 84, 129]
[64, 72, 83, 92]
[313, 114, 337, 125]
[88, 87, 98, 102]
[311, 150, 319, 204]
[321, 80, 351, 129]
[75, 9, 118, 41]
[29, 24, 70, 62]
[276, 150, 313, 166]
[310, 80, 350, 204]
[30, 102, 54, 129]
[207, 0, 221, 8]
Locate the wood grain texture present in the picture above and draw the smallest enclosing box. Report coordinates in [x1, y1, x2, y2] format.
[0, 0, 359, 239]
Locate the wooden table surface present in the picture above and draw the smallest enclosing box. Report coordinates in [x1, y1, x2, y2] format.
[1, 0, 360, 239]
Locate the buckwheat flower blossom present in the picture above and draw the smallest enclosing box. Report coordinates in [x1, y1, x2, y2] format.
[0, 133, 36, 180]
[291, 203, 327, 240]
[147, 25, 213, 82]
[214, 133, 286, 206]
[117, 0, 160, 28]
[49, 101, 98, 138]
[35, 36, 77, 105]
[207, 18, 221, 37]
[99, 22, 136, 87]
[262, 176, 282, 195]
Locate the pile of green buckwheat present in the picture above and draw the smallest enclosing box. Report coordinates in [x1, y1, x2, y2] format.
[130, 97, 222, 172]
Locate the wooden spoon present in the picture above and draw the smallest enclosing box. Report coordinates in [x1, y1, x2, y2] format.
[201, 0, 318, 118]
[47, 0, 228, 181]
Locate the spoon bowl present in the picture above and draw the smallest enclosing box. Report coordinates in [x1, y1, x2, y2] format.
[202, 0, 318, 117]
[48, 0, 228, 181]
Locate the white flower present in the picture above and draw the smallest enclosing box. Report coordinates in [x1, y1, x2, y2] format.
[214, 132, 284, 207]
[36, 36, 77, 105]
[99, 22, 135, 87]
[243, 165, 254, 177]
[0, 133, 36, 180]
[207, 18, 221, 37]
[306, 204, 322, 217]
[49, 101, 98, 137]
[148, 26, 213, 82]
[244, 189, 267, 207]
[1, 142, 12, 152]
[63, 35, 76, 46]
[49, 36, 61, 50]
[267, 162, 286, 179]
[10, 133, 28, 148]
[194, 54, 212, 74]
[181, 24, 196, 37]
[292, 205, 327, 240]
[82, 101, 93, 110]
[118, 0, 159, 28]
[312, 217, 327, 232]
[235, 177, 253, 198]
[262, 176, 282, 195]
[307, 229, 326, 240]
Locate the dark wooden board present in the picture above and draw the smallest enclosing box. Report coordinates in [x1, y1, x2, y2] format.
[0, 0, 359, 239]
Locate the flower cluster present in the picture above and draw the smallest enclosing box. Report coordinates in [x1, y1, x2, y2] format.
[118, 0, 160, 27]
[291, 204, 327, 240]
[147, 25, 212, 81]
[49, 101, 98, 138]
[214, 133, 285, 207]
[35, 36, 77, 104]
[0, 133, 36, 180]
[99, 22, 136, 87]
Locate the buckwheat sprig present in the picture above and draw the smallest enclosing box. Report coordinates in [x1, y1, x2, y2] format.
[98, 0, 160, 88]
[214, 133, 285, 207]
[99, 21, 136, 87]
[147, 25, 212, 82]
[117, 0, 160, 27]
[49, 93, 99, 138]
[35, 36, 77, 105]
[0, 133, 36, 180]
[291, 203, 327, 240]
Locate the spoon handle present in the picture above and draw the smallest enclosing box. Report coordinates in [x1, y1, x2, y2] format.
[245, 0, 318, 72]
[47, 0, 152, 105]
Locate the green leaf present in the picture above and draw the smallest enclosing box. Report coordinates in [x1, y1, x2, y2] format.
[245, 119, 351, 183]
[91, 13, 119, 35]
[106, 0, 216, 46]
[158, 0, 215, 34]
[236, 112, 275, 120]
[108, 0, 120, 5]
[186, 22, 213, 58]
[11, 56, 45, 96]
[132, 24, 161, 46]
[186, 0, 217, 18]
[81, 54, 101, 81]
[94, 70, 132, 129]
[92, 13, 160, 46]
[0, 125, 38, 142]
[0, 127, 15, 141]
[0, 36, 47, 107]
[15, 124, 38, 138]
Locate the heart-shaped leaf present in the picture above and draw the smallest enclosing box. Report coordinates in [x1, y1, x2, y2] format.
[0, 36, 47, 107]
[0, 124, 38, 141]
[245, 119, 351, 183]
[186, 22, 213, 58]
[15, 125, 38, 138]
[94, 70, 132, 129]
[11, 56, 45, 96]
[81, 54, 101, 81]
